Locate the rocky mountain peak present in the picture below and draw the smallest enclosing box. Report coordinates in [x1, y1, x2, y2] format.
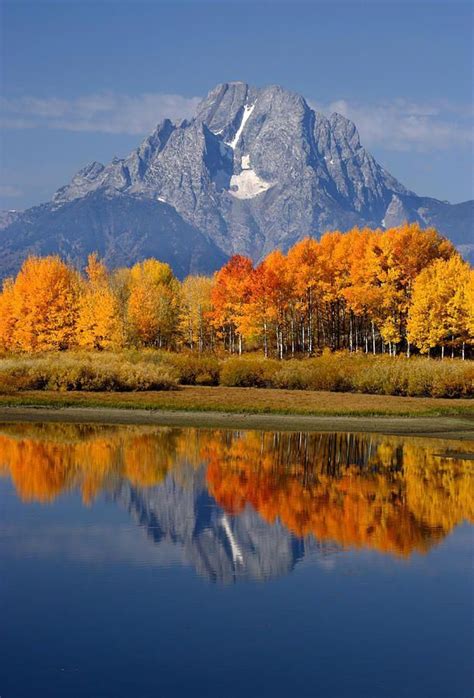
[1, 81, 472, 278]
[328, 112, 360, 148]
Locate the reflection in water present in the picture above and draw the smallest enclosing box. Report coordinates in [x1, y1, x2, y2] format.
[0, 423, 473, 582]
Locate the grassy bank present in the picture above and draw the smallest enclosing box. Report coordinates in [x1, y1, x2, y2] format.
[0, 350, 473, 399]
[0, 385, 473, 417]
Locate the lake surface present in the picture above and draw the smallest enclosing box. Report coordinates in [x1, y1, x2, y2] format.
[0, 422, 472, 698]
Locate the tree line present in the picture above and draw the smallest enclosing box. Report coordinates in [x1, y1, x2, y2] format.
[0, 223, 472, 358]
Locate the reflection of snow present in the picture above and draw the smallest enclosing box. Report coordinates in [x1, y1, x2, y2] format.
[229, 169, 274, 199]
[226, 104, 255, 150]
[221, 514, 244, 565]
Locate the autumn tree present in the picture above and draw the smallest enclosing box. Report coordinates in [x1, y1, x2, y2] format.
[286, 237, 321, 354]
[76, 254, 124, 350]
[0, 225, 468, 359]
[408, 255, 473, 357]
[367, 224, 455, 355]
[0, 278, 16, 351]
[179, 275, 214, 352]
[211, 255, 253, 354]
[3, 256, 79, 351]
[337, 228, 379, 353]
[252, 250, 292, 358]
[127, 259, 180, 347]
[240, 262, 274, 357]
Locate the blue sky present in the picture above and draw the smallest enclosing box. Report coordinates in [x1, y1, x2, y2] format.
[1, 0, 473, 210]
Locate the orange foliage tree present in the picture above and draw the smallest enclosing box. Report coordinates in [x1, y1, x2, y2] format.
[210, 255, 253, 354]
[0, 256, 79, 351]
[0, 224, 469, 357]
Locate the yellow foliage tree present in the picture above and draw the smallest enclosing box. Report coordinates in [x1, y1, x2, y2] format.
[127, 259, 180, 347]
[7, 256, 79, 351]
[368, 225, 455, 354]
[76, 254, 124, 350]
[0, 278, 16, 351]
[408, 255, 473, 357]
[0, 225, 468, 359]
[179, 275, 213, 351]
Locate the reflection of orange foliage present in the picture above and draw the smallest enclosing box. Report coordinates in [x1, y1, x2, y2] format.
[0, 424, 472, 558]
[0, 424, 192, 504]
[0, 436, 73, 502]
[204, 431, 474, 557]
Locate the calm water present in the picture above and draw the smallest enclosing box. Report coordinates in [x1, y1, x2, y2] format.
[0, 423, 472, 698]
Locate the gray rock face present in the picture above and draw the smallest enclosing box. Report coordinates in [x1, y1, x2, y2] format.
[1, 81, 472, 277]
[0, 209, 21, 230]
[383, 194, 421, 229]
[0, 191, 227, 280]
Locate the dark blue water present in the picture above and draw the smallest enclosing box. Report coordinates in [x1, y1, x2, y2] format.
[0, 423, 472, 697]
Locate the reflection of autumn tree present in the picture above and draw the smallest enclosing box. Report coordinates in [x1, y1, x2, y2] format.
[1, 425, 472, 557]
[203, 431, 474, 557]
[402, 442, 474, 533]
[0, 424, 200, 504]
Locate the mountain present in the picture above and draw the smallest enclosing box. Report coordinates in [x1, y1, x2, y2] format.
[1, 81, 472, 278]
[0, 191, 226, 279]
[0, 210, 20, 229]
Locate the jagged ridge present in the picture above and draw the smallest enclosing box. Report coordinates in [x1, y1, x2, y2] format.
[1, 81, 472, 276]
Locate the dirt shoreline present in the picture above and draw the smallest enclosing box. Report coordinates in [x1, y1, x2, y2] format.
[0, 406, 473, 440]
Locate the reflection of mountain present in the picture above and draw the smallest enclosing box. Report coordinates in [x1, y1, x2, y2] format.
[0, 423, 472, 581]
[113, 467, 317, 583]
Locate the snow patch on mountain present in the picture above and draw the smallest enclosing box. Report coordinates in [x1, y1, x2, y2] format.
[229, 168, 274, 199]
[226, 103, 255, 150]
[1, 81, 471, 276]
